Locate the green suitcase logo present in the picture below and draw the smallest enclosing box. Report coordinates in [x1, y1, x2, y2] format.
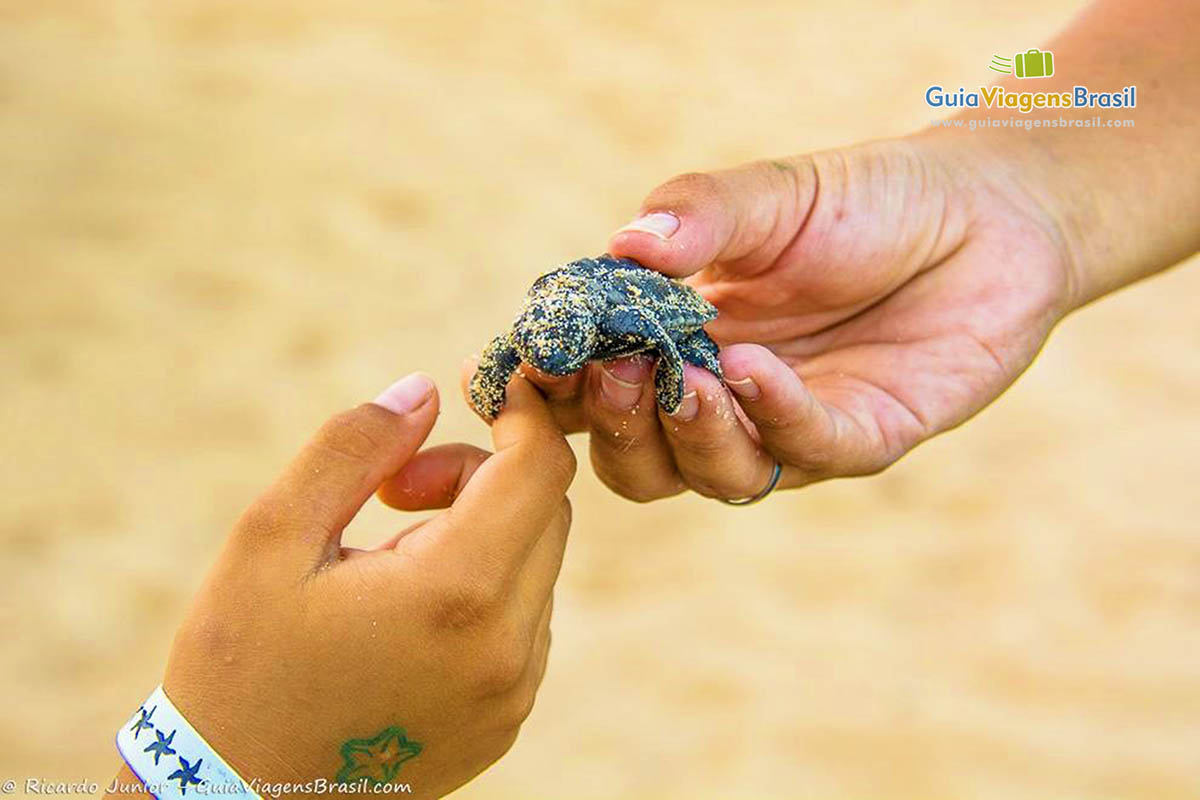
[1013, 48, 1054, 79]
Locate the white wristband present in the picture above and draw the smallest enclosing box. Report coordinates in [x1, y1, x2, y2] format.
[116, 685, 260, 800]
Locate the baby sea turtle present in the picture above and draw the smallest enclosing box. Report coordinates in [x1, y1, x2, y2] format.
[470, 254, 723, 418]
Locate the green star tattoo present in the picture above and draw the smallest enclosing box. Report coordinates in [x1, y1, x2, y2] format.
[335, 726, 423, 785]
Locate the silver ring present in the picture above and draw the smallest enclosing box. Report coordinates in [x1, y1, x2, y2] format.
[719, 460, 783, 506]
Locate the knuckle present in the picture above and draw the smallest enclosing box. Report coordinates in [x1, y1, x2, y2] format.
[428, 578, 504, 632]
[754, 155, 812, 188]
[475, 642, 529, 697]
[503, 685, 538, 726]
[316, 409, 384, 463]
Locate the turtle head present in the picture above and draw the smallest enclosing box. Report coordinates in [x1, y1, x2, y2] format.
[513, 287, 598, 376]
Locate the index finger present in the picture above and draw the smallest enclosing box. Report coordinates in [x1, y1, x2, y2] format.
[420, 377, 576, 579]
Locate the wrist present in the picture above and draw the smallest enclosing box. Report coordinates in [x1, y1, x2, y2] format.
[915, 0, 1200, 310]
[115, 683, 269, 800]
[909, 126, 1083, 314]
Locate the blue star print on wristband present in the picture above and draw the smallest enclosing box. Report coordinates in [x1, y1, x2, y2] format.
[143, 729, 177, 765]
[118, 687, 259, 800]
[167, 756, 203, 795]
[130, 706, 156, 739]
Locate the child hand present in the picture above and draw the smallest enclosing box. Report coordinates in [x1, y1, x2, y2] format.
[142, 374, 574, 798]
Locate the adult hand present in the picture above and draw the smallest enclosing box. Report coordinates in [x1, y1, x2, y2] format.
[122, 373, 575, 798]
[467, 136, 1075, 501]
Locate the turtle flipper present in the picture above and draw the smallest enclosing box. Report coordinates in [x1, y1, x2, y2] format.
[653, 344, 686, 414]
[677, 329, 723, 380]
[469, 333, 521, 419]
[603, 307, 687, 414]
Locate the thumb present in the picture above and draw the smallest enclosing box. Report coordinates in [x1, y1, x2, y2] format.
[239, 372, 439, 561]
[609, 157, 817, 278]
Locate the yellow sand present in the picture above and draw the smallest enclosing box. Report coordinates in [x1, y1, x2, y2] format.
[1, 2, 1198, 798]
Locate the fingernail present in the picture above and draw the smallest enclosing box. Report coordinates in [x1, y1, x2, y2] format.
[372, 373, 434, 415]
[616, 211, 680, 240]
[726, 375, 760, 400]
[669, 390, 699, 421]
[599, 360, 645, 411]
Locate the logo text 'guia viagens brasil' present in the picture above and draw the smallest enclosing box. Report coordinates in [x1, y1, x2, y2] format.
[926, 49, 1136, 114]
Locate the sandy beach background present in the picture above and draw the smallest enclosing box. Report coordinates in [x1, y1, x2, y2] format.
[2, 1, 1198, 797]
